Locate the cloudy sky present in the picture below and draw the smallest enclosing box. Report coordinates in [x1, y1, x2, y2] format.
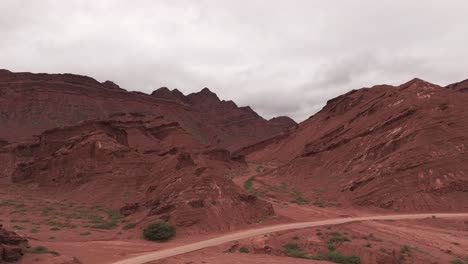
[1, 0, 468, 121]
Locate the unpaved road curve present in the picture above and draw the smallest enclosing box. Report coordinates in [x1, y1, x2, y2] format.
[112, 213, 468, 264]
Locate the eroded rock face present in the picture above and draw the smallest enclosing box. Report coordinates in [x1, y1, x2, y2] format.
[249, 78, 468, 211]
[1, 113, 275, 232]
[0, 224, 28, 262]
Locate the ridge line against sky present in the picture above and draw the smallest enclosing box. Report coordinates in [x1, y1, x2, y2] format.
[1, 0, 468, 122]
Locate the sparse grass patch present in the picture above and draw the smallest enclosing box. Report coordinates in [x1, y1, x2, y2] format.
[80, 231, 91, 236]
[364, 242, 372, 248]
[50, 227, 60, 231]
[283, 243, 309, 259]
[243, 176, 263, 196]
[280, 182, 287, 191]
[91, 220, 118, 230]
[450, 258, 468, 264]
[400, 245, 411, 255]
[290, 190, 310, 205]
[312, 250, 361, 264]
[0, 200, 16, 207]
[123, 223, 137, 230]
[99, 208, 123, 221]
[30, 228, 39, 233]
[29, 245, 60, 256]
[292, 235, 299, 240]
[47, 220, 77, 229]
[12, 225, 24, 230]
[256, 165, 265, 173]
[327, 232, 351, 244]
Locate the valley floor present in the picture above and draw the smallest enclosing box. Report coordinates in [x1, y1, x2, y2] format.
[1, 165, 467, 264]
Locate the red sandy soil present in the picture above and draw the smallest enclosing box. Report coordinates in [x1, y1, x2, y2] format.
[149, 217, 468, 264]
[3, 167, 468, 264]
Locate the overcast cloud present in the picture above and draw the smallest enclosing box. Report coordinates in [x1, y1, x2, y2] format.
[1, 0, 468, 121]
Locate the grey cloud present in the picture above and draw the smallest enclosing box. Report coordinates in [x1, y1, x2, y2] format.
[1, 0, 468, 122]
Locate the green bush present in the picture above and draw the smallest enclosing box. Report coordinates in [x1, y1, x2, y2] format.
[143, 221, 176, 242]
[239, 246, 249, 253]
[31, 245, 49, 254]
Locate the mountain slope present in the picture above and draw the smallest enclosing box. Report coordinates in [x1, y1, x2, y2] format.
[0, 113, 274, 232]
[245, 78, 468, 211]
[0, 69, 294, 150]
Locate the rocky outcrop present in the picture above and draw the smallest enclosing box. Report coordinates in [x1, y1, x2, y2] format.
[0, 225, 28, 262]
[249, 78, 468, 211]
[2, 113, 275, 232]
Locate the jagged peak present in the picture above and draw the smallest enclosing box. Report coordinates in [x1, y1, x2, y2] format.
[200, 87, 214, 94]
[399, 77, 437, 90]
[151, 87, 188, 103]
[187, 87, 220, 103]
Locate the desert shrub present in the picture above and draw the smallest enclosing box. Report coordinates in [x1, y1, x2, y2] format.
[400, 245, 411, 255]
[143, 221, 176, 242]
[283, 243, 309, 259]
[239, 246, 249, 253]
[328, 232, 351, 243]
[80, 231, 91, 236]
[290, 190, 310, 205]
[30, 245, 49, 254]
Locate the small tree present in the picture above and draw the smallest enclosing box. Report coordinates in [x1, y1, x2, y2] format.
[143, 221, 176, 242]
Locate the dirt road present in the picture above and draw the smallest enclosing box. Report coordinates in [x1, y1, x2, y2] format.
[112, 213, 468, 264]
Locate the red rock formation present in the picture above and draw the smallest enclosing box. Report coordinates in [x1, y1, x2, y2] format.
[248, 78, 468, 211]
[0, 69, 291, 150]
[0, 113, 274, 231]
[0, 225, 28, 262]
